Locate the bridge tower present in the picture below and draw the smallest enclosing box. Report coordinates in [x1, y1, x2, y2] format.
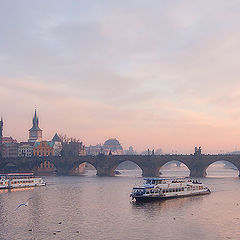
[28, 108, 42, 143]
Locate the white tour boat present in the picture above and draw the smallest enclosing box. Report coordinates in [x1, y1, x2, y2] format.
[130, 177, 211, 201]
[0, 173, 46, 189]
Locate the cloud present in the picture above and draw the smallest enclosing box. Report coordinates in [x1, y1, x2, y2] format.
[1, 0, 240, 152]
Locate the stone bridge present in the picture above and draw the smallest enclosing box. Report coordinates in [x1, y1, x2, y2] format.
[1, 154, 240, 177]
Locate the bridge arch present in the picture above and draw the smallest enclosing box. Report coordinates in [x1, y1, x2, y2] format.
[113, 160, 143, 176]
[110, 160, 146, 177]
[159, 160, 190, 177]
[205, 160, 240, 177]
[71, 160, 98, 176]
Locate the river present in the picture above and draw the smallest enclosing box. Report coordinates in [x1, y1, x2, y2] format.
[0, 168, 240, 240]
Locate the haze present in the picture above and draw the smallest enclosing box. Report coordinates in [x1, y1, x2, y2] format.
[1, 0, 240, 153]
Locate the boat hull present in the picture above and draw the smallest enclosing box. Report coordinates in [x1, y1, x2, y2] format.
[8, 183, 46, 189]
[132, 190, 211, 202]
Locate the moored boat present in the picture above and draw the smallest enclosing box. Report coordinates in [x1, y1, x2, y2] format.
[130, 177, 211, 202]
[0, 173, 46, 189]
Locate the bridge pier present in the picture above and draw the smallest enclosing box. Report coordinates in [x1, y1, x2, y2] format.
[142, 166, 160, 177]
[189, 167, 206, 178]
[56, 167, 72, 175]
[96, 167, 114, 177]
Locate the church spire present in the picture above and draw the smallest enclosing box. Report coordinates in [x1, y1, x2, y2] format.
[32, 107, 39, 128]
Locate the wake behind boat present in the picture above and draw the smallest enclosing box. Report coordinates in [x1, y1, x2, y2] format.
[130, 177, 211, 202]
[0, 173, 46, 189]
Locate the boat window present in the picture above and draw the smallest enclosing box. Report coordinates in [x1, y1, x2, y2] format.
[181, 187, 184, 191]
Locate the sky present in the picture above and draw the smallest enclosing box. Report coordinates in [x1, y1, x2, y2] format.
[1, 0, 240, 153]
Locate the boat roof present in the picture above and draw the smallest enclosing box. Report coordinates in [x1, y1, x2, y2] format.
[0, 173, 34, 176]
[144, 177, 187, 181]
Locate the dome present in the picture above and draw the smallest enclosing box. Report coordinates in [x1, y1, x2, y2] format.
[103, 138, 123, 151]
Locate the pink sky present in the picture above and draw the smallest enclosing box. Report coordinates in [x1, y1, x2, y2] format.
[1, 1, 240, 154]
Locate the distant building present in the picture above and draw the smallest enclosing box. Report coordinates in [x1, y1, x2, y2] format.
[33, 141, 54, 157]
[0, 118, 17, 145]
[0, 117, 3, 145]
[124, 146, 137, 155]
[2, 142, 18, 158]
[1, 136, 17, 144]
[85, 144, 102, 155]
[60, 137, 86, 173]
[18, 142, 34, 157]
[102, 138, 123, 155]
[0, 117, 19, 158]
[51, 133, 62, 156]
[0, 117, 3, 157]
[28, 108, 42, 143]
[62, 141, 85, 157]
[52, 133, 61, 143]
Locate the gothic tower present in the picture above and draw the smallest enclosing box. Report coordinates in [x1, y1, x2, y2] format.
[28, 108, 42, 143]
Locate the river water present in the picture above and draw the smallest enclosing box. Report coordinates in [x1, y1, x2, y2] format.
[0, 168, 240, 240]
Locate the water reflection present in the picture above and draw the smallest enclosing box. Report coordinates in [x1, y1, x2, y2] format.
[131, 195, 207, 217]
